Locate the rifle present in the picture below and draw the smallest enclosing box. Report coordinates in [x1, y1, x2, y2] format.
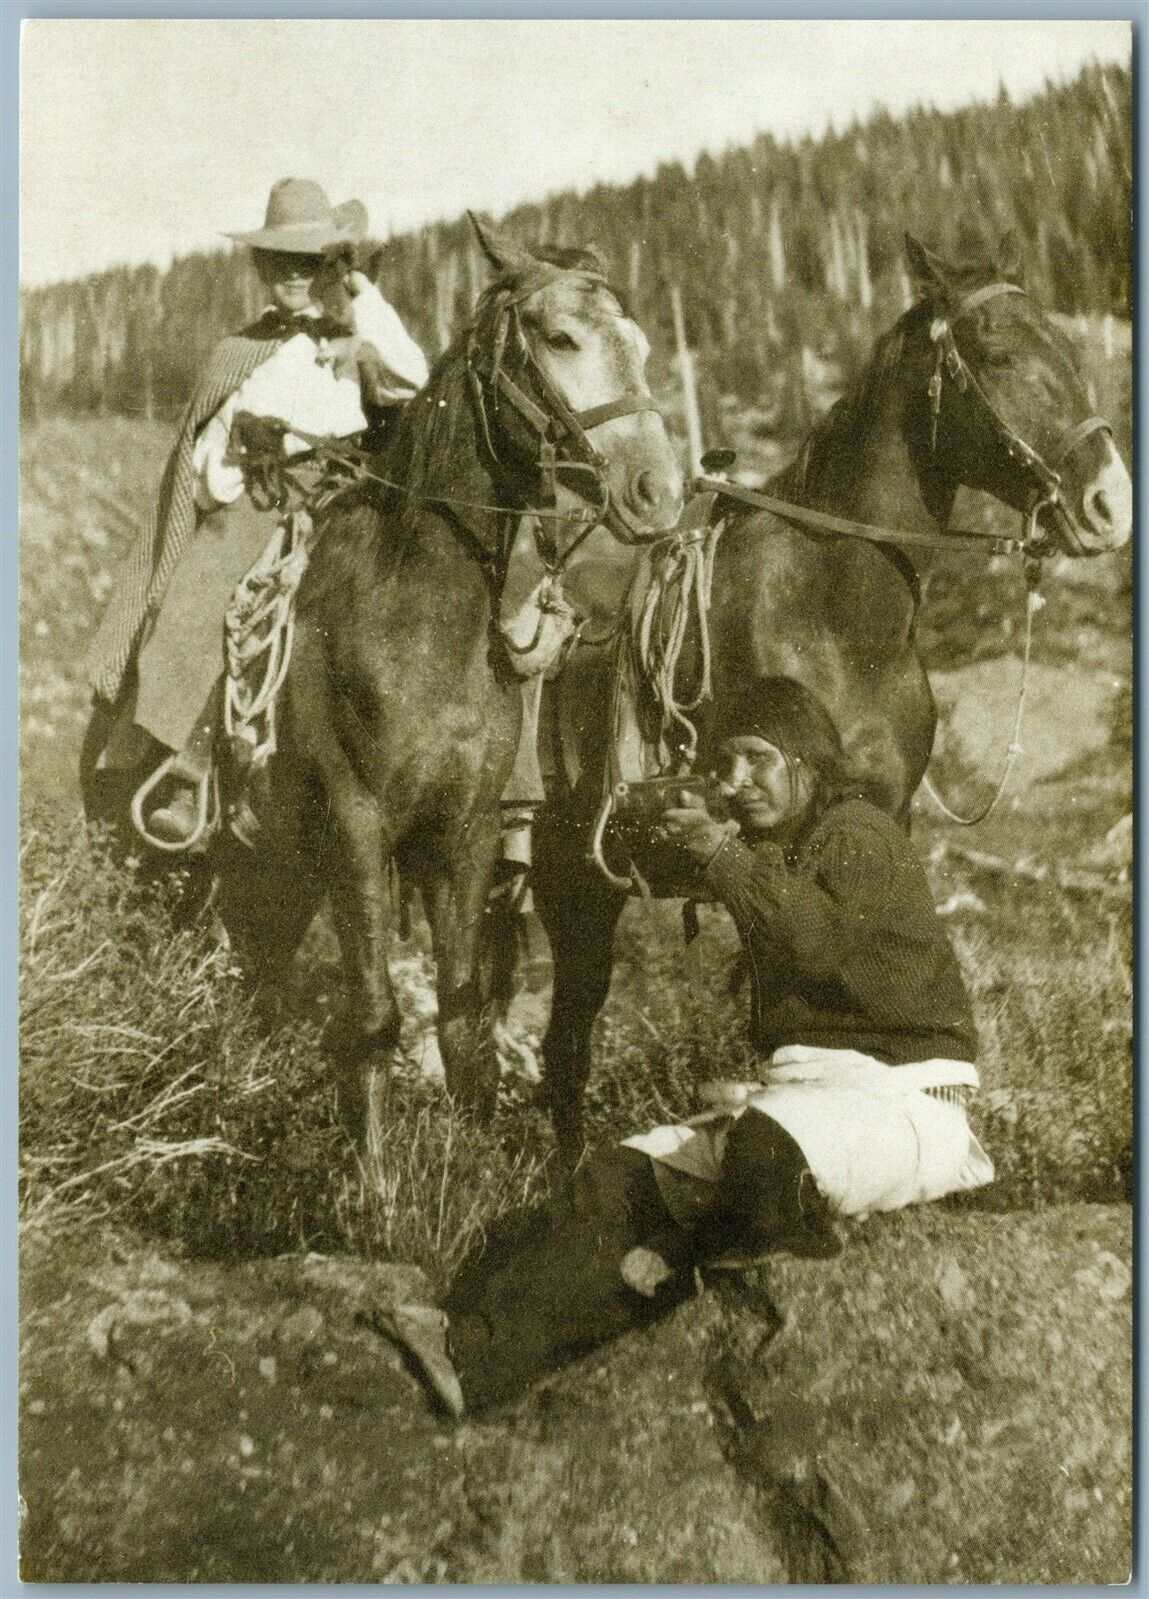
[611, 774, 730, 822]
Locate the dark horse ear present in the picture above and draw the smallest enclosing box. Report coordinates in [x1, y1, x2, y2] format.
[995, 230, 1024, 286]
[468, 211, 538, 279]
[904, 232, 953, 298]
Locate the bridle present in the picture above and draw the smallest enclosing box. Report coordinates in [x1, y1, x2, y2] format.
[926, 280, 1113, 554]
[465, 264, 664, 549]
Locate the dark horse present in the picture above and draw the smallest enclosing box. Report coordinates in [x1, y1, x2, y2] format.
[531, 234, 1132, 1154]
[86, 220, 683, 1135]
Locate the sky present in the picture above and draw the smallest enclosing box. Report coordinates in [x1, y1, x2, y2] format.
[20, 18, 1131, 287]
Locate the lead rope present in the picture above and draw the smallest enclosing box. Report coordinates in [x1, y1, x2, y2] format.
[921, 555, 1044, 825]
[588, 516, 723, 889]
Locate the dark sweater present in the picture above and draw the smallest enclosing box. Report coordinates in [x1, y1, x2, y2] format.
[703, 798, 977, 1065]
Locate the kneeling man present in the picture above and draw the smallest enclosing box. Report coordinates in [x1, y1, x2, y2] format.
[378, 676, 994, 1417]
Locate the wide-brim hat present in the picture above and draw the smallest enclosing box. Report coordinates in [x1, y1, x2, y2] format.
[225, 178, 368, 256]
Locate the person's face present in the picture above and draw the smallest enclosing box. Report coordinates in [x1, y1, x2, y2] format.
[253, 250, 331, 314]
[716, 735, 810, 834]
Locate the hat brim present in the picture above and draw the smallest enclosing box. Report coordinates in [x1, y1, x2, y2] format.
[225, 198, 368, 255]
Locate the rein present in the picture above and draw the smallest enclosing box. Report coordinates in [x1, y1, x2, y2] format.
[694, 475, 1041, 557]
[919, 565, 1045, 826]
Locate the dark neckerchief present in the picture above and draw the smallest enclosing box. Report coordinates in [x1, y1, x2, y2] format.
[253, 307, 353, 343]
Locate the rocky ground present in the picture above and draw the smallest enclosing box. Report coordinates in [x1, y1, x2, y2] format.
[20, 1203, 1131, 1584]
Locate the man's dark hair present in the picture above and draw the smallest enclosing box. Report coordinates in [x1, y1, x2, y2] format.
[717, 676, 877, 815]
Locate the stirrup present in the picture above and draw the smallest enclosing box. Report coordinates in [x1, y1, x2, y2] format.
[130, 755, 218, 853]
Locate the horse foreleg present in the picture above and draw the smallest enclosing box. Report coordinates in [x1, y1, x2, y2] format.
[325, 781, 401, 1147]
[421, 810, 504, 1121]
[534, 854, 626, 1161]
[215, 832, 324, 1022]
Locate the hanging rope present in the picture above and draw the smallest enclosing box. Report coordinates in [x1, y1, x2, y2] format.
[631, 516, 723, 765]
[223, 510, 313, 773]
[920, 559, 1045, 825]
[587, 512, 724, 890]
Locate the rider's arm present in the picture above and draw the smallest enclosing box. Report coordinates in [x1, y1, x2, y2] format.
[345, 274, 430, 399]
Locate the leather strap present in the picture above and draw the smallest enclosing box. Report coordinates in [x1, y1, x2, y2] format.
[695, 477, 1028, 555]
[574, 395, 659, 433]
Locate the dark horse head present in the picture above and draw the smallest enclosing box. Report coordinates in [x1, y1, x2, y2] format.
[902, 233, 1131, 556]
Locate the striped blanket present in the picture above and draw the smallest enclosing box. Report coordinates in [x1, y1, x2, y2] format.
[87, 313, 291, 705]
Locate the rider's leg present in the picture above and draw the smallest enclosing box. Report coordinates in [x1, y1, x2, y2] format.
[134, 499, 279, 753]
[132, 499, 279, 848]
[498, 674, 551, 987]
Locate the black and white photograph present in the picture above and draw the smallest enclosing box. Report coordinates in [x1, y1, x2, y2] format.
[17, 16, 1134, 1584]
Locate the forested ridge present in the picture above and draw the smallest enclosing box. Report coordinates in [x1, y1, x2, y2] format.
[19, 61, 1130, 422]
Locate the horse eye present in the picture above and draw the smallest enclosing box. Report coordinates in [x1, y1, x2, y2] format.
[545, 331, 579, 352]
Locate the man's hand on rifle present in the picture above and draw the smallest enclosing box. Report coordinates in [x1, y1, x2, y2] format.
[660, 789, 731, 866]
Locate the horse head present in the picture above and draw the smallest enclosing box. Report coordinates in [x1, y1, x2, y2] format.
[468, 215, 684, 542]
[905, 232, 1131, 557]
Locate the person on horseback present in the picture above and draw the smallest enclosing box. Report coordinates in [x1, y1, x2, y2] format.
[370, 677, 993, 1418]
[86, 178, 429, 846]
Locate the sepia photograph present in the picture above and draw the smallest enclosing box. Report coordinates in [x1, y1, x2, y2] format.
[17, 15, 1133, 1584]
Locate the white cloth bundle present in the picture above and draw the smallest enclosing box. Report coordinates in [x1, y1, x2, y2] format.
[623, 1044, 994, 1219]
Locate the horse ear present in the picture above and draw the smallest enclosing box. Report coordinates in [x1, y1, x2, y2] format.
[904, 232, 952, 297]
[467, 212, 537, 278]
[996, 230, 1024, 286]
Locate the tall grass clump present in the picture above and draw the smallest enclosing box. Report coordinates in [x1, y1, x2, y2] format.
[20, 825, 547, 1282]
[953, 893, 1132, 1208]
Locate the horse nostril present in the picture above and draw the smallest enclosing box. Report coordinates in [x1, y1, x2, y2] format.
[633, 469, 660, 508]
[1084, 485, 1114, 529]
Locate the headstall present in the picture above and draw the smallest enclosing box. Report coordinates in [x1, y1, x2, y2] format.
[927, 280, 1111, 551]
[466, 266, 662, 546]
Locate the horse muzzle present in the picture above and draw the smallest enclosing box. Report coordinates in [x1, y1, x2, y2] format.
[606, 458, 685, 541]
[1045, 437, 1133, 555]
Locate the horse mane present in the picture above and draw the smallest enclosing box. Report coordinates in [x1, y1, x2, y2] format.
[768, 304, 927, 501]
[303, 244, 626, 606]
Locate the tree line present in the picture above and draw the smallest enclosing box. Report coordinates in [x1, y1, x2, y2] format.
[19, 60, 1130, 427]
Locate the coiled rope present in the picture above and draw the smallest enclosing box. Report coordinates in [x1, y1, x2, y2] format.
[588, 514, 724, 889]
[632, 517, 722, 764]
[224, 509, 313, 773]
